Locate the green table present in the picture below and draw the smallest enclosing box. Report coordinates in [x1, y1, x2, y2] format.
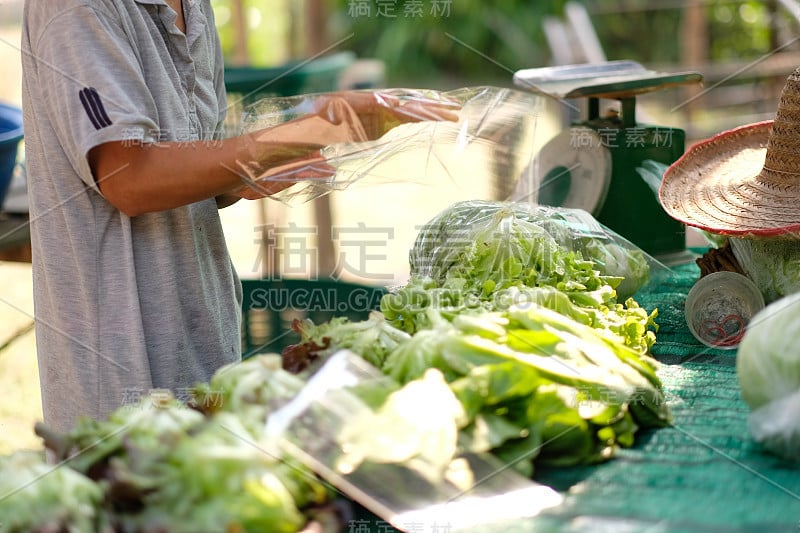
[529, 260, 800, 532]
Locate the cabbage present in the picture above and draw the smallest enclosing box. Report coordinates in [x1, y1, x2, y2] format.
[384, 201, 657, 353]
[729, 237, 800, 304]
[736, 291, 800, 462]
[0, 451, 107, 533]
[26, 362, 330, 532]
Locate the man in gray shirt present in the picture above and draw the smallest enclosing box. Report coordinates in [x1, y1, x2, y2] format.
[21, 0, 457, 433]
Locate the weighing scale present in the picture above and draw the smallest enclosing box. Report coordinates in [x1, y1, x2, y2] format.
[512, 61, 703, 260]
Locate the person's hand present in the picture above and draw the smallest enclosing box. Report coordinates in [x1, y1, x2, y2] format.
[311, 90, 462, 142]
[243, 90, 461, 150]
[231, 90, 461, 200]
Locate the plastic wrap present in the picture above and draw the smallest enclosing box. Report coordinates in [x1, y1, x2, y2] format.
[264, 350, 563, 532]
[408, 199, 659, 301]
[736, 290, 800, 463]
[747, 390, 800, 464]
[235, 87, 546, 205]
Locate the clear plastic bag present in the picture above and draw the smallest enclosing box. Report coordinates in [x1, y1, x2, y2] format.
[235, 87, 546, 205]
[408, 199, 661, 300]
[264, 350, 563, 532]
[233, 87, 662, 300]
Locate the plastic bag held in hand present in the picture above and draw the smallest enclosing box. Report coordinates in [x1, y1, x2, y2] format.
[234, 89, 461, 200]
[312, 90, 462, 141]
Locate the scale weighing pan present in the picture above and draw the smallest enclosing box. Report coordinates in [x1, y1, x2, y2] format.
[513, 60, 703, 100]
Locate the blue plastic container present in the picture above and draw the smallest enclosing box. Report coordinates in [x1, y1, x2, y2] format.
[0, 103, 24, 209]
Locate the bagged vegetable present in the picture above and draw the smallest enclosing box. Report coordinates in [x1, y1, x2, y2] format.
[736, 290, 800, 462]
[26, 361, 331, 533]
[409, 200, 652, 300]
[287, 303, 668, 474]
[745, 391, 800, 464]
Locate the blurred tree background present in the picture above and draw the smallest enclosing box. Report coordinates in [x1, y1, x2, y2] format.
[209, 0, 800, 141]
[211, 0, 799, 88]
[325, 0, 570, 87]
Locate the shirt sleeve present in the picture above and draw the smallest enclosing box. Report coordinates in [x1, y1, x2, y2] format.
[28, 5, 160, 191]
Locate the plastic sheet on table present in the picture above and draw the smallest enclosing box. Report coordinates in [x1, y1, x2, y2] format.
[264, 350, 564, 532]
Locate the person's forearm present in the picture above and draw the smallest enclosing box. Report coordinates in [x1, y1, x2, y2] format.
[88, 91, 461, 217]
[89, 124, 325, 217]
[89, 138, 241, 216]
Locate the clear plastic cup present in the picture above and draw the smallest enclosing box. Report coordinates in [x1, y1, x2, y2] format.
[685, 271, 765, 350]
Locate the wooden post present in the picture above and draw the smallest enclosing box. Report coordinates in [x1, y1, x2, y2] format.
[305, 0, 337, 279]
[230, 0, 250, 66]
[680, 0, 708, 139]
[229, 0, 280, 278]
[766, 0, 784, 111]
[306, 0, 327, 58]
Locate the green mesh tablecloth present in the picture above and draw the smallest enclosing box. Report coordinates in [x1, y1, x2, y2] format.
[529, 260, 800, 532]
[349, 260, 800, 533]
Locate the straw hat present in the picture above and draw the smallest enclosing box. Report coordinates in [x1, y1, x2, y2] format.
[659, 67, 800, 238]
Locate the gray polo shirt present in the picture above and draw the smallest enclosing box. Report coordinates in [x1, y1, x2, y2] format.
[21, 0, 242, 432]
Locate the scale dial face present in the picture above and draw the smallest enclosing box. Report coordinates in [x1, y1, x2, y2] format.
[515, 127, 612, 215]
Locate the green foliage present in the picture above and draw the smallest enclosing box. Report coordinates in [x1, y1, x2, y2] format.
[586, 2, 683, 64]
[326, 0, 569, 86]
[208, 1, 793, 88]
[590, 0, 774, 64]
[211, 0, 292, 66]
[321, 0, 788, 86]
[706, 1, 773, 60]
